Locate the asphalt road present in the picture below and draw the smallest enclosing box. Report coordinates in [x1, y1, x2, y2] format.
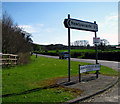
[36, 54, 119, 103]
[83, 83, 119, 103]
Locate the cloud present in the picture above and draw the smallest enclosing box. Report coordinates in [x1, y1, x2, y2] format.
[36, 24, 44, 27]
[97, 14, 118, 45]
[106, 15, 117, 21]
[99, 14, 118, 28]
[19, 25, 36, 33]
[19, 24, 55, 34]
[19, 24, 45, 33]
[18, 24, 56, 44]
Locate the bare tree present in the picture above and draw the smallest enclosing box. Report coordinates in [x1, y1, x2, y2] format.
[73, 40, 89, 47]
[98, 39, 110, 51]
[100, 39, 109, 46]
[2, 12, 33, 64]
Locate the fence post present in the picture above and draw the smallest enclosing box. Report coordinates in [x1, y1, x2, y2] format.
[79, 64, 81, 82]
[15, 56, 16, 65]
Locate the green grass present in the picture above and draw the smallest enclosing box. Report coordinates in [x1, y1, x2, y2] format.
[48, 49, 120, 53]
[48, 49, 96, 53]
[2, 55, 118, 102]
[2, 88, 74, 102]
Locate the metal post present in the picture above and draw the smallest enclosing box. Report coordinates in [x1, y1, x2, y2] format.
[79, 64, 81, 82]
[36, 53, 37, 58]
[94, 21, 99, 78]
[68, 14, 71, 82]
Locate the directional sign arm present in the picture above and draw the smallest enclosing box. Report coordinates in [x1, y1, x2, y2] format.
[64, 18, 98, 32]
[64, 19, 68, 28]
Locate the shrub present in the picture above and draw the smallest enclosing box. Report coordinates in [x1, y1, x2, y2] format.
[83, 52, 120, 61]
[56, 49, 59, 53]
[71, 52, 81, 58]
[17, 52, 30, 65]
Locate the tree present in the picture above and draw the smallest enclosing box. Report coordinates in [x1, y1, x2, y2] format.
[98, 39, 109, 51]
[73, 40, 89, 47]
[87, 44, 90, 49]
[32, 43, 41, 51]
[2, 12, 33, 64]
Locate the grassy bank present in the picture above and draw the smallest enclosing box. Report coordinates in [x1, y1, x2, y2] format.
[2, 55, 118, 102]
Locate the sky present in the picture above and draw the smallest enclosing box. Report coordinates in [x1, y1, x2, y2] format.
[2, 1, 119, 46]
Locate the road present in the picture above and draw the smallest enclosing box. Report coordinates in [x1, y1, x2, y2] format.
[83, 83, 119, 102]
[36, 54, 119, 103]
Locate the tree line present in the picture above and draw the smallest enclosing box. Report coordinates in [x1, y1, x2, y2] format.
[1, 12, 33, 64]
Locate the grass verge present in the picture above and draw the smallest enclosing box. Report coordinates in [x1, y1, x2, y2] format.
[2, 55, 118, 102]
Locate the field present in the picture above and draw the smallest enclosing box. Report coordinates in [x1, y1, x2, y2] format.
[48, 49, 120, 53]
[2, 55, 118, 102]
[49, 49, 95, 53]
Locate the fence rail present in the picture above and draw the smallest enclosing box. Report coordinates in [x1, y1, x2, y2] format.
[0, 53, 18, 66]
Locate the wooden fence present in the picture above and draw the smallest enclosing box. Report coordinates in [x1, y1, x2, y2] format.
[0, 53, 18, 66]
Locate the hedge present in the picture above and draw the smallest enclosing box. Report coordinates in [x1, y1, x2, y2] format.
[83, 52, 120, 61]
[33, 51, 120, 61]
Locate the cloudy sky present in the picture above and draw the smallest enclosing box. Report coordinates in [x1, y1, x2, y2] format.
[2, 1, 119, 45]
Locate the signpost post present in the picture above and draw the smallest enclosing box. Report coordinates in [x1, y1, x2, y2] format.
[68, 14, 71, 82]
[64, 14, 98, 82]
[94, 21, 99, 78]
[79, 64, 81, 82]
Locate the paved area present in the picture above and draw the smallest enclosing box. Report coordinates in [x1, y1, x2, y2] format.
[82, 83, 119, 102]
[56, 74, 118, 103]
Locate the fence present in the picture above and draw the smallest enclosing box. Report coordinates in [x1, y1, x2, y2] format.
[0, 53, 18, 66]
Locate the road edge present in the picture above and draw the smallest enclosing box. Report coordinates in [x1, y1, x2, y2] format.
[64, 77, 118, 103]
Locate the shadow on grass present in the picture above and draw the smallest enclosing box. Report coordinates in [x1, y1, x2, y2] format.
[2, 83, 59, 98]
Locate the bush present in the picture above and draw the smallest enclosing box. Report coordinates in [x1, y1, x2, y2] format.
[82, 52, 120, 61]
[17, 52, 30, 65]
[56, 49, 59, 53]
[71, 52, 82, 58]
[83, 52, 96, 59]
[45, 50, 48, 53]
[33, 51, 120, 61]
[98, 52, 120, 61]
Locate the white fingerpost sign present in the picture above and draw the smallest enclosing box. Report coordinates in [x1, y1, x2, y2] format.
[79, 64, 101, 82]
[64, 19, 98, 32]
[80, 64, 101, 73]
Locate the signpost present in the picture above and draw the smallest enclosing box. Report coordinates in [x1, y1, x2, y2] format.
[64, 14, 98, 82]
[64, 18, 98, 32]
[79, 64, 101, 82]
